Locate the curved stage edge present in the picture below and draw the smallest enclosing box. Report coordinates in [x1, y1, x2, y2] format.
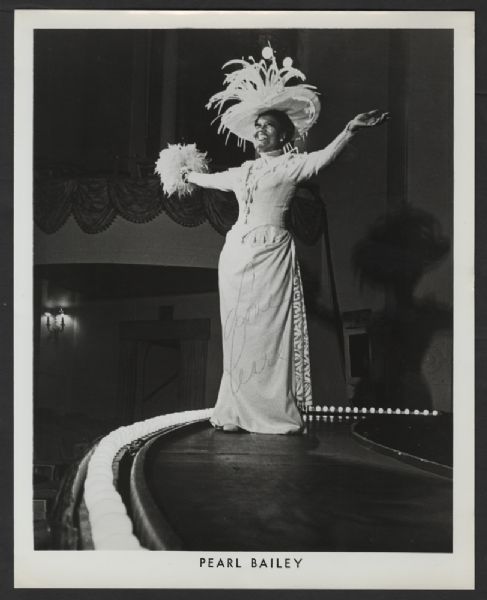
[351, 414, 453, 479]
[52, 410, 453, 552]
[134, 419, 452, 552]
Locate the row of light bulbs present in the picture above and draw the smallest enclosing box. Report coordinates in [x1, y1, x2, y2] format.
[304, 405, 439, 416]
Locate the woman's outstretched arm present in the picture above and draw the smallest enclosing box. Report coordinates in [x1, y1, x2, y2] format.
[183, 167, 240, 192]
[289, 110, 390, 182]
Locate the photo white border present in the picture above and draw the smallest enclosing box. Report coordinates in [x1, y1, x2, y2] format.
[14, 9, 475, 589]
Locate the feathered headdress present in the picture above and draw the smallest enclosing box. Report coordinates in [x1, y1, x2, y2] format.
[206, 43, 321, 148]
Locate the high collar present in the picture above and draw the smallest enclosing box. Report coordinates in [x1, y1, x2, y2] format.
[257, 148, 284, 162]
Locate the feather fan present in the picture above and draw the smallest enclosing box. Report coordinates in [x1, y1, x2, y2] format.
[155, 143, 209, 197]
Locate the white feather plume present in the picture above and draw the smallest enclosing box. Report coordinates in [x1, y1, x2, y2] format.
[155, 143, 209, 197]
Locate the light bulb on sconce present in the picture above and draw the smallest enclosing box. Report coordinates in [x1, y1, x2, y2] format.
[45, 307, 65, 337]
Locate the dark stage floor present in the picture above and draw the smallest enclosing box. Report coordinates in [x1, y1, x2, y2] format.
[143, 421, 452, 552]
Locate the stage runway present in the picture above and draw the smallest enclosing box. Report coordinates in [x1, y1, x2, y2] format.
[139, 420, 452, 552]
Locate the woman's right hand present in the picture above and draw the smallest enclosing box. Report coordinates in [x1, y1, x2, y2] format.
[180, 167, 191, 183]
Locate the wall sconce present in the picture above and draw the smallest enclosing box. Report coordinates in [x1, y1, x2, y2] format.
[44, 308, 65, 337]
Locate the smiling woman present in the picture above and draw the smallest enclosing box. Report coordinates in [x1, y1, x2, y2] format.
[176, 44, 389, 434]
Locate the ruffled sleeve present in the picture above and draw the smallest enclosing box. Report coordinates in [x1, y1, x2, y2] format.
[285, 127, 356, 182]
[187, 167, 240, 192]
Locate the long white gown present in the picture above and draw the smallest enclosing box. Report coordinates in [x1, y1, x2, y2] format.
[188, 127, 355, 433]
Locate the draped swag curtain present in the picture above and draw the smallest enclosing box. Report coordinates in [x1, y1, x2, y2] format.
[34, 175, 326, 244]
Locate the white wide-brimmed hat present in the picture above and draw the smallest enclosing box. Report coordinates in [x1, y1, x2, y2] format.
[206, 43, 321, 148]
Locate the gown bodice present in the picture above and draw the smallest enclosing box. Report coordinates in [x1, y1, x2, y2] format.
[233, 155, 302, 229]
[187, 126, 355, 232]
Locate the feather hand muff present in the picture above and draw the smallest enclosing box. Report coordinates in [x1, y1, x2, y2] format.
[155, 144, 209, 197]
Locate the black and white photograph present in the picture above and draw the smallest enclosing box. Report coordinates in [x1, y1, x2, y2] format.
[13, 9, 475, 590]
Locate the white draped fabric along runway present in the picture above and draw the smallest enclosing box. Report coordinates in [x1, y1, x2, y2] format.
[188, 127, 354, 433]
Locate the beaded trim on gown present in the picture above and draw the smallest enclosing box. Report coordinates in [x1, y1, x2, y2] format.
[188, 128, 354, 433]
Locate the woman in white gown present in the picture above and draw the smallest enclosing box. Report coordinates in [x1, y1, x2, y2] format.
[181, 47, 389, 434]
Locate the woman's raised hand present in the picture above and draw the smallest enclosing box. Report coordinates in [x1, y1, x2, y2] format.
[348, 110, 390, 132]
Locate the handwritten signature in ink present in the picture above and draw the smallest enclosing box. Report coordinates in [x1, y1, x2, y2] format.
[223, 258, 287, 395]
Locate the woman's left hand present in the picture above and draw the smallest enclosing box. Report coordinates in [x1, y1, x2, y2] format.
[348, 110, 390, 132]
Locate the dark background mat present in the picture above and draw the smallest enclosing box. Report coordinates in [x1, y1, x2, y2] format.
[1, 0, 485, 599]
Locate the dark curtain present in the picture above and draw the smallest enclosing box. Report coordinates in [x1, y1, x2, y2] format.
[34, 175, 325, 244]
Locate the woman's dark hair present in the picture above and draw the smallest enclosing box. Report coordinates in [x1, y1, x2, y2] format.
[256, 109, 296, 144]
